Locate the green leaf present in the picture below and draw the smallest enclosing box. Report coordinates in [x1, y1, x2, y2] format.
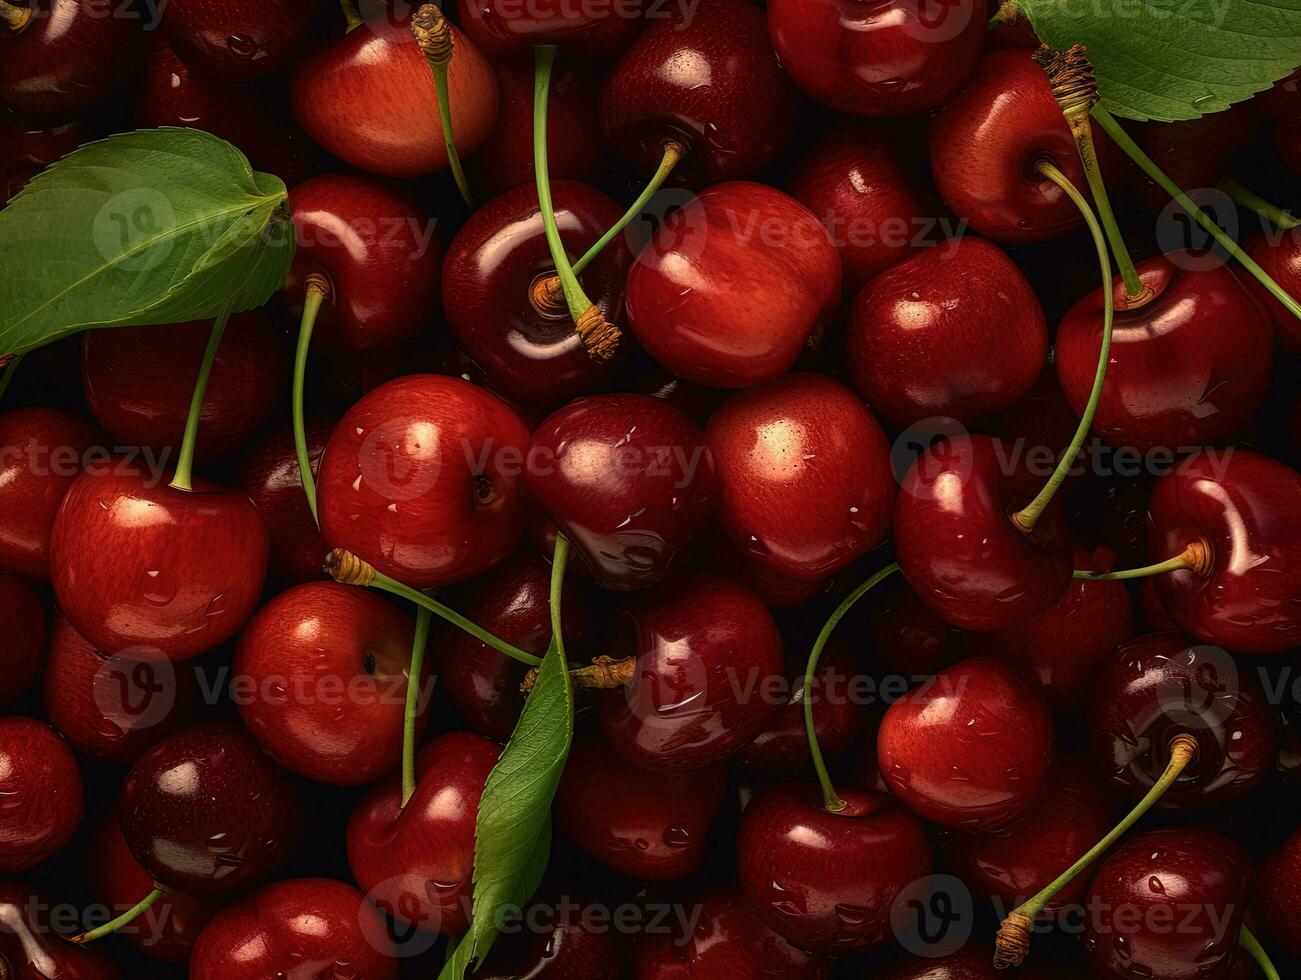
[0, 127, 294, 357]
[1014, 0, 1301, 121]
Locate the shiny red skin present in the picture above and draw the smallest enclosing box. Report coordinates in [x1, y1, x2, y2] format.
[929, 48, 1120, 243]
[1126, 106, 1252, 212]
[847, 236, 1047, 428]
[707, 373, 896, 582]
[1259, 827, 1301, 956]
[290, 13, 498, 179]
[554, 731, 727, 880]
[1055, 253, 1273, 453]
[0, 113, 81, 203]
[703, 531, 827, 609]
[190, 878, 398, 980]
[993, 365, 1096, 493]
[877, 656, 1055, 831]
[478, 897, 625, 980]
[0, 407, 100, 581]
[1087, 632, 1278, 807]
[864, 578, 965, 677]
[81, 313, 285, 462]
[234, 582, 429, 785]
[0, 881, 120, 979]
[443, 181, 630, 406]
[626, 182, 840, 388]
[347, 731, 499, 935]
[0, 0, 142, 116]
[0, 717, 83, 874]
[316, 374, 530, 589]
[894, 434, 1073, 631]
[282, 173, 443, 352]
[1262, 66, 1301, 122]
[42, 615, 197, 764]
[525, 394, 714, 591]
[162, 0, 319, 82]
[767, 0, 985, 116]
[1244, 228, 1301, 352]
[50, 463, 268, 661]
[600, 0, 796, 182]
[0, 571, 43, 703]
[736, 784, 932, 954]
[1082, 828, 1251, 980]
[455, 0, 644, 58]
[1151, 449, 1301, 654]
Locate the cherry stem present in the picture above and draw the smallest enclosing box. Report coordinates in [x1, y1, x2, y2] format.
[0, 0, 31, 31]
[169, 305, 232, 493]
[1073, 538, 1209, 581]
[1239, 925, 1282, 980]
[520, 655, 636, 696]
[1013, 162, 1113, 533]
[0, 353, 22, 402]
[337, 0, 362, 32]
[293, 277, 330, 525]
[550, 535, 570, 667]
[994, 733, 1200, 969]
[1070, 117, 1144, 301]
[1219, 176, 1301, 230]
[401, 605, 433, 809]
[533, 45, 585, 319]
[71, 888, 164, 944]
[1093, 104, 1301, 321]
[805, 561, 900, 813]
[413, 4, 473, 210]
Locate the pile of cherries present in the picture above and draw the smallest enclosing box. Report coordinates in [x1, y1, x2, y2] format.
[2, 0, 1301, 978]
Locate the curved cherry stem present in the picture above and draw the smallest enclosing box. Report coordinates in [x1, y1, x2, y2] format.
[804, 561, 900, 813]
[401, 605, 433, 808]
[550, 535, 570, 666]
[169, 305, 232, 493]
[533, 45, 588, 320]
[293, 277, 329, 524]
[0, 0, 31, 31]
[71, 888, 164, 944]
[1219, 176, 1301, 231]
[1073, 538, 1209, 581]
[994, 733, 1200, 969]
[0, 353, 22, 402]
[1239, 925, 1282, 980]
[1013, 161, 1113, 532]
[338, 0, 362, 32]
[1093, 104, 1301, 321]
[413, 4, 473, 209]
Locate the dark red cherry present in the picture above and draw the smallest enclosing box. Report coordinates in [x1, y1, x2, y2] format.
[0, 717, 83, 874]
[1055, 252, 1273, 453]
[1261, 66, 1301, 122]
[707, 373, 896, 582]
[863, 577, 965, 677]
[455, 0, 644, 58]
[0, 881, 120, 979]
[992, 365, 1097, 495]
[877, 656, 1054, 831]
[1124, 105, 1252, 212]
[477, 895, 625, 980]
[1277, 120, 1301, 176]
[702, 531, 827, 609]
[880, 947, 1083, 979]
[554, 730, 727, 881]
[347, 731, 499, 935]
[162, 0, 319, 82]
[1244, 227, 1301, 353]
[767, 0, 985, 116]
[1259, 827, 1301, 956]
[316, 374, 530, 589]
[736, 784, 932, 954]
[1138, 576, 1181, 632]
[0, 111, 81, 204]
[443, 180, 630, 406]
[190, 877, 398, 980]
[525, 393, 714, 590]
[0, 570, 44, 703]
[626, 182, 840, 388]
[600, 0, 796, 182]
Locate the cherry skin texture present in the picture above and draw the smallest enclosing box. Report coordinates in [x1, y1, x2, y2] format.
[877, 656, 1055, 831]
[316, 374, 530, 589]
[282, 173, 444, 352]
[600, 0, 796, 182]
[0, 571, 44, 703]
[1125, 106, 1252, 212]
[443, 180, 631, 407]
[707, 373, 896, 582]
[81, 312, 285, 462]
[737, 784, 932, 954]
[703, 530, 827, 609]
[456, 0, 645, 58]
[478, 896, 625, 980]
[0, 113, 82, 204]
[1055, 252, 1273, 453]
[554, 730, 727, 881]
[1244, 227, 1301, 353]
[0, 881, 120, 980]
[767, 0, 985, 116]
[189, 878, 399, 980]
[234, 582, 430, 785]
[865, 578, 966, 677]
[1259, 827, 1301, 956]
[347, 731, 499, 935]
[0, 717, 83, 874]
[290, 12, 498, 179]
[626, 182, 840, 388]
[525, 393, 714, 590]
[847, 236, 1047, 428]
[162, 0, 318, 81]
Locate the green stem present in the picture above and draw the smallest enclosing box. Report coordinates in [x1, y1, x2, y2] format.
[1239, 926, 1282, 980]
[0, 353, 22, 402]
[72, 888, 164, 944]
[338, 0, 362, 31]
[433, 59, 474, 210]
[1013, 162, 1112, 532]
[1093, 104, 1301, 321]
[169, 306, 232, 492]
[805, 562, 900, 813]
[293, 281, 327, 525]
[1219, 176, 1301, 230]
[1073, 539, 1207, 581]
[1068, 113, 1143, 299]
[550, 536, 570, 667]
[401, 606, 432, 808]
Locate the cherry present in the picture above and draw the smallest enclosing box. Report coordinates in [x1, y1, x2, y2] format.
[1138, 576, 1181, 632]
[706, 373, 896, 582]
[625, 182, 840, 388]
[0, 570, 43, 703]
[1124, 106, 1252, 212]
[289, 10, 499, 179]
[877, 656, 1054, 831]
[525, 393, 714, 590]
[0, 717, 83, 874]
[767, 0, 985, 116]
[316, 374, 530, 589]
[455, 0, 644, 57]
[703, 531, 827, 609]
[1259, 827, 1301, 956]
[477, 896, 624, 980]
[0, 111, 81, 204]
[189, 877, 398, 979]
[0, 881, 119, 979]
[600, 0, 796, 182]
[1261, 66, 1301, 122]
[161, 0, 319, 82]
[554, 729, 727, 880]
[1244, 227, 1301, 353]
[863, 577, 965, 677]
[1055, 252, 1273, 453]
[347, 730, 499, 935]
[880, 948, 1071, 979]
[443, 180, 631, 407]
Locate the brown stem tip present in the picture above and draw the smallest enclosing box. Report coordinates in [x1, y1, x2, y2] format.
[529, 274, 568, 321]
[575, 303, 620, 363]
[1033, 44, 1099, 119]
[520, 655, 637, 695]
[993, 909, 1034, 969]
[324, 549, 376, 587]
[304, 271, 333, 303]
[990, 1, 1021, 25]
[1182, 537, 1213, 577]
[411, 3, 453, 68]
[0, 0, 32, 32]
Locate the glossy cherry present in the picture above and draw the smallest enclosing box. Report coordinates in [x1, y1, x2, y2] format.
[0, 111, 81, 204]
[455, 0, 644, 57]
[0, 570, 43, 703]
[877, 656, 1055, 831]
[0, 717, 83, 874]
[1244, 226, 1301, 353]
[478, 896, 625, 980]
[702, 531, 827, 609]
[1124, 105, 1252, 212]
[316, 374, 530, 589]
[626, 182, 840, 388]
[1259, 827, 1301, 956]
[0, 881, 119, 979]
[162, 0, 319, 81]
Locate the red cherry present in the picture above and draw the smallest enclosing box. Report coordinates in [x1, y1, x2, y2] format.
[1261, 66, 1301, 122]
[0, 111, 82, 204]
[161, 0, 319, 82]
[877, 656, 1054, 831]
[862, 577, 964, 677]
[0, 717, 83, 874]
[880, 948, 1086, 979]
[626, 182, 840, 388]
[0, 570, 44, 703]
[0, 881, 119, 979]
[702, 531, 828, 609]
[455, 0, 645, 57]
[1259, 827, 1301, 956]
[478, 895, 625, 980]
[190, 877, 398, 979]
[316, 374, 530, 589]
[707, 373, 896, 582]
[992, 365, 1097, 495]
[1123, 106, 1252, 212]
[1137, 575, 1181, 632]
[1244, 226, 1301, 353]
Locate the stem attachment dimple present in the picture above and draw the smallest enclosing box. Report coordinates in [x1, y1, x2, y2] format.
[293, 274, 331, 525]
[71, 888, 164, 944]
[0, 0, 31, 31]
[1073, 537, 1211, 581]
[170, 306, 233, 493]
[412, 3, 474, 210]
